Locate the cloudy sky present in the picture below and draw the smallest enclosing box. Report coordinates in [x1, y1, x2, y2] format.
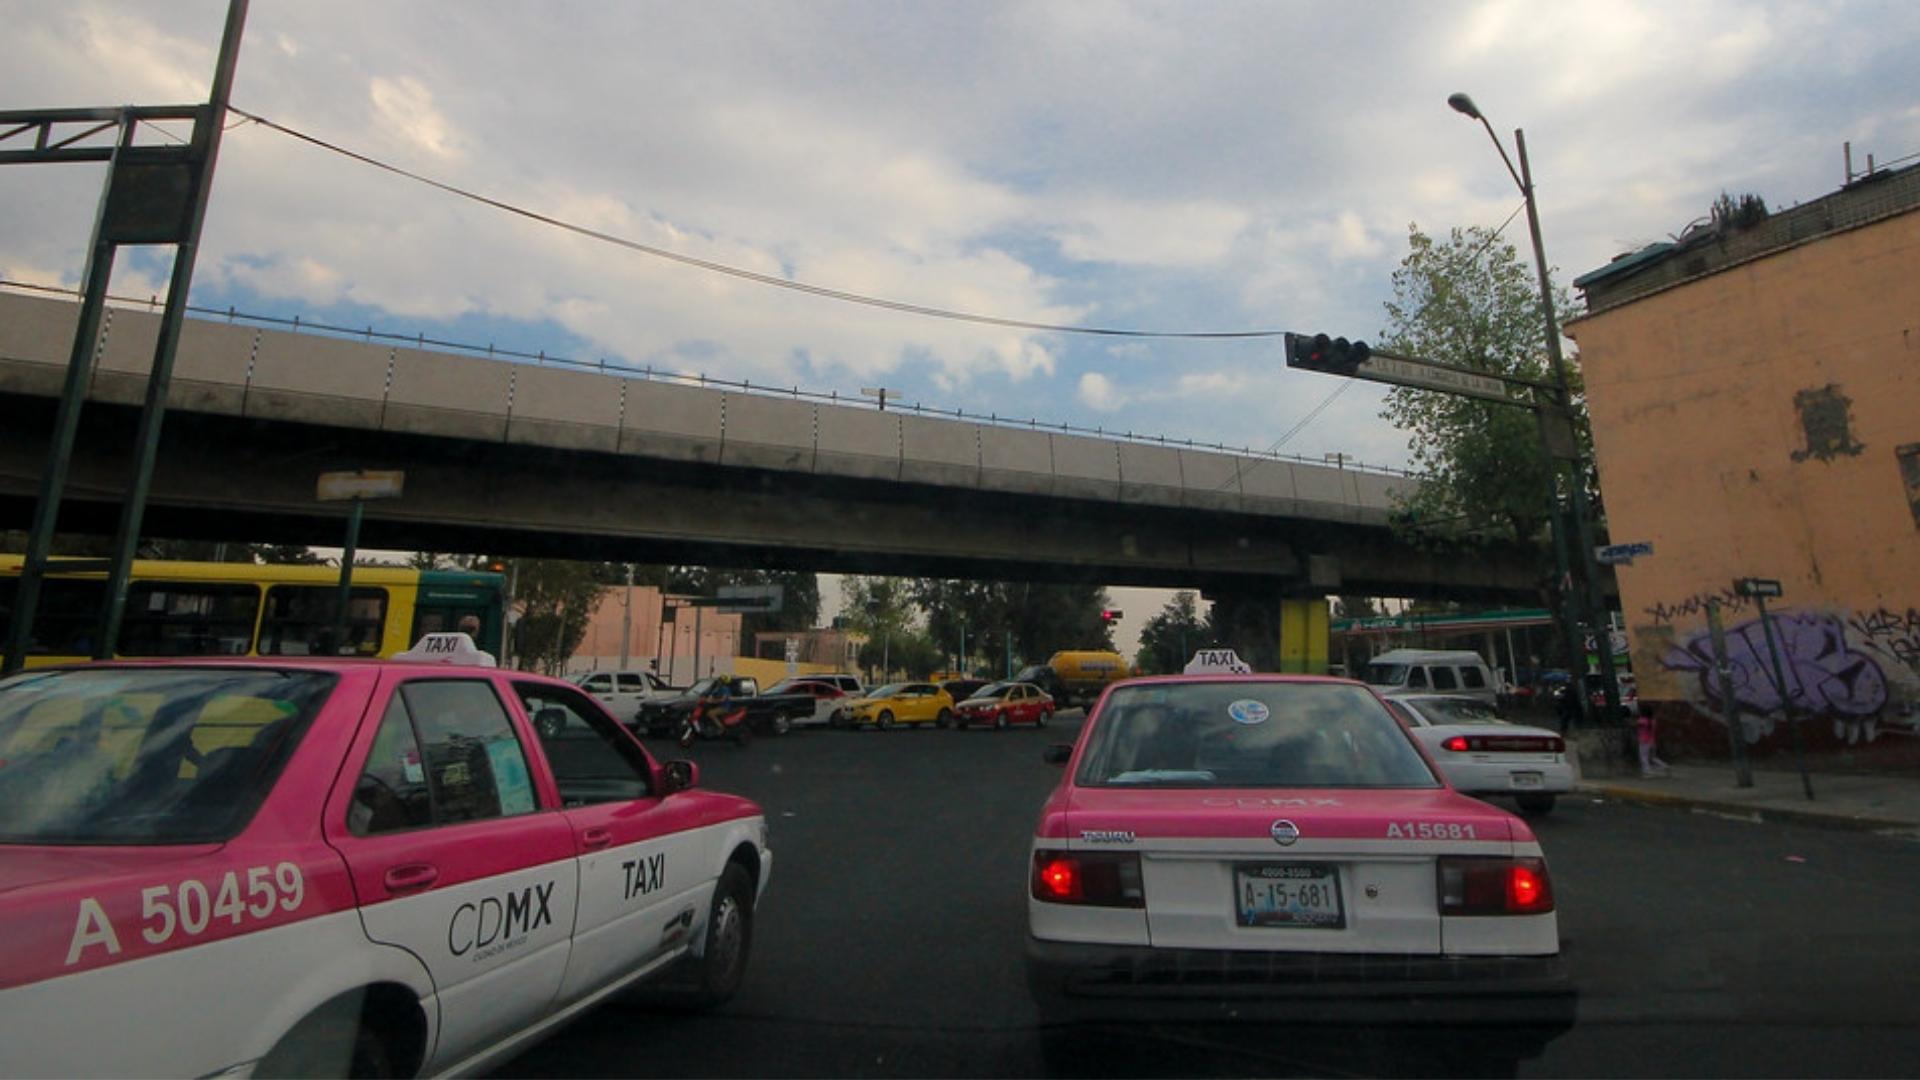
[6, 1, 1918, 651]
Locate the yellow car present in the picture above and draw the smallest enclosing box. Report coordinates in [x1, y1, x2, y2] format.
[845, 682, 956, 730]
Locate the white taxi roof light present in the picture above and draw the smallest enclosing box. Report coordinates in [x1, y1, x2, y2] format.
[393, 633, 498, 667]
[1183, 648, 1253, 675]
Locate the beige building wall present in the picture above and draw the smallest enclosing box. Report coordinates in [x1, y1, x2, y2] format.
[569, 586, 743, 685]
[1567, 208, 1920, 752]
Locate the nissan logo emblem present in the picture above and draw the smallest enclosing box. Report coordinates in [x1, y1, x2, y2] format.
[1270, 819, 1301, 846]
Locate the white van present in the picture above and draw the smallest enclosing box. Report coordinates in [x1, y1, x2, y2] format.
[1361, 649, 1500, 707]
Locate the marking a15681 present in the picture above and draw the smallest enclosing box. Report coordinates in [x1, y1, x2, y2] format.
[1385, 821, 1477, 840]
[622, 853, 665, 900]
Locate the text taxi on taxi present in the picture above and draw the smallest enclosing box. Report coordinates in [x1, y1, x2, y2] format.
[1026, 650, 1573, 1062]
[0, 634, 772, 1078]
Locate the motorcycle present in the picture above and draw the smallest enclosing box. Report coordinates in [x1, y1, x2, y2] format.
[677, 696, 751, 749]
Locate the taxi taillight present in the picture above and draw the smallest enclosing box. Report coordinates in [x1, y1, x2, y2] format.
[1441, 734, 1564, 753]
[1438, 856, 1555, 915]
[1030, 850, 1144, 907]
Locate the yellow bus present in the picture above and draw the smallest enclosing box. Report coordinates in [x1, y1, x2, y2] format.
[0, 557, 507, 667]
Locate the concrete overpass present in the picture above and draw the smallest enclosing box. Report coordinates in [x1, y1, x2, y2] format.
[0, 288, 1545, 604]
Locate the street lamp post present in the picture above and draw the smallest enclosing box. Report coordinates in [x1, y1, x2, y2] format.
[1448, 92, 1623, 729]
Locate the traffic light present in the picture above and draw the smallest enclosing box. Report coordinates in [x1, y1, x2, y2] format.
[1285, 332, 1371, 376]
[1100, 609, 1124, 624]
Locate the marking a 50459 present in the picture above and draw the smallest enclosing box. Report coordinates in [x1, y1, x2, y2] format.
[66, 863, 306, 965]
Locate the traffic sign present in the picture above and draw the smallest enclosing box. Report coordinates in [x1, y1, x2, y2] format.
[316, 469, 405, 502]
[716, 584, 784, 614]
[1355, 354, 1513, 402]
[1595, 541, 1655, 565]
[1734, 577, 1784, 599]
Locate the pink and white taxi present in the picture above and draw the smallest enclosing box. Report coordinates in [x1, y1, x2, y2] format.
[0, 635, 771, 1077]
[1026, 668, 1573, 1051]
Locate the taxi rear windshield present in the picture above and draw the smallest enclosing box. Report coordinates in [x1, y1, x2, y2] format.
[1076, 681, 1440, 789]
[0, 668, 335, 845]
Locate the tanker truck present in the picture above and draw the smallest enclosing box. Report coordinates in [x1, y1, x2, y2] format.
[1013, 650, 1133, 710]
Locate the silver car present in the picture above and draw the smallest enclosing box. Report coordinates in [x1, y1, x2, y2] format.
[1384, 695, 1572, 815]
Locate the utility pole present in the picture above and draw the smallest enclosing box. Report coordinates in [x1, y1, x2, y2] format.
[618, 563, 633, 669]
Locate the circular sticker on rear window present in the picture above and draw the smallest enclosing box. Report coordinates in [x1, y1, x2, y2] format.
[1228, 699, 1270, 725]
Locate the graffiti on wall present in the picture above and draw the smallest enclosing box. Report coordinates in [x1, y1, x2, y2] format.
[1848, 607, 1920, 674]
[1662, 608, 1919, 745]
[1643, 585, 1751, 627]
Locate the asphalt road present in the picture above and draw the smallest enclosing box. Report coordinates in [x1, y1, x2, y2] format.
[502, 713, 1920, 1078]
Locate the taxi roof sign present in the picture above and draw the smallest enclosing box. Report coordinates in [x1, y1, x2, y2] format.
[394, 633, 498, 667]
[1183, 648, 1253, 675]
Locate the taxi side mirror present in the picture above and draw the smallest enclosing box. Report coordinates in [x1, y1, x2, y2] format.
[1042, 744, 1073, 766]
[662, 759, 699, 794]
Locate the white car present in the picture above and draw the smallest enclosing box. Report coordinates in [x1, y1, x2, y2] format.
[1026, 675, 1572, 1068]
[571, 668, 674, 719]
[1385, 694, 1573, 814]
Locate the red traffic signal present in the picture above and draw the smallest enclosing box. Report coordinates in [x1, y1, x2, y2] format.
[1100, 609, 1124, 623]
[1285, 331, 1371, 376]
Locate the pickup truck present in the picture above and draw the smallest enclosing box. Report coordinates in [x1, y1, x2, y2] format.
[571, 668, 677, 717]
[633, 675, 822, 738]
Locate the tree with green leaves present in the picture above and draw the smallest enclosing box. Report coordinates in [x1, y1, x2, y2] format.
[1333, 596, 1380, 619]
[498, 558, 608, 675]
[1135, 590, 1206, 674]
[1378, 224, 1592, 546]
[839, 576, 920, 678]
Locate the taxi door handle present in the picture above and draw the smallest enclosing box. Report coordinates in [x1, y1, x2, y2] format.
[582, 827, 614, 851]
[383, 863, 439, 894]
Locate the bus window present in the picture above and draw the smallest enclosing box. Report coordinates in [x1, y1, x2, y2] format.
[0, 577, 106, 657]
[260, 585, 389, 657]
[410, 575, 505, 656]
[118, 582, 261, 657]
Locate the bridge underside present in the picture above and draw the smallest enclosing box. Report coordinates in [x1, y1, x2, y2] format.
[0, 393, 1545, 603]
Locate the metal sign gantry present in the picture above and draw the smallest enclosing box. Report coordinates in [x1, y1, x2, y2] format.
[0, 1, 250, 675]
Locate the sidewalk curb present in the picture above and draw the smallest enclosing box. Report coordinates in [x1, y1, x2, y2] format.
[1574, 780, 1919, 834]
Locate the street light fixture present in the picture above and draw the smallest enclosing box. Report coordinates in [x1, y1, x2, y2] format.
[1447, 92, 1623, 730]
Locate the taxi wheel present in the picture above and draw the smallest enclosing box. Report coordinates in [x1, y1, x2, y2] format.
[771, 712, 792, 736]
[260, 993, 395, 1078]
[1035, 709, 1049, 728]
[937, 708, 955, 728]
[878, 710, 896, 730]
[690, 864, 755, 1008]
[1516, 793, 1557, 815]
[994, 712, 1008, 731]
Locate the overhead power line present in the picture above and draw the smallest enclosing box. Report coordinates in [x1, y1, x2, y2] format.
[227, 106, 1290, 341]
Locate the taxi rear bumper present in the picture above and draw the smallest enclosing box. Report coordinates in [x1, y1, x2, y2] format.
[1027, 936, 1575, 1029]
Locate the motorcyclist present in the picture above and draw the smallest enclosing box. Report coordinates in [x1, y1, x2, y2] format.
[682, 676, 749, 748]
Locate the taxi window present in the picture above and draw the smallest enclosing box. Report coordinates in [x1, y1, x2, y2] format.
[1075, 681, 1439, 789]
[514, 682, 651, 806]
[615, 674, 645, 691]
[350, 696, 434, 834]
[1460, 666, 1488, 689]
[1431, 666, 1460, 690]
[582, 673, 611, 692]
[0, 667, 334, 845]
[397, 679, 538, 824]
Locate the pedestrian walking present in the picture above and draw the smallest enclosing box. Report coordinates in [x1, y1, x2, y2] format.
[1636, 702, 1670, 777]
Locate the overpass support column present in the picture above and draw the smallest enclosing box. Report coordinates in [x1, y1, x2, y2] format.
[1278, 597, 1330, 674]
